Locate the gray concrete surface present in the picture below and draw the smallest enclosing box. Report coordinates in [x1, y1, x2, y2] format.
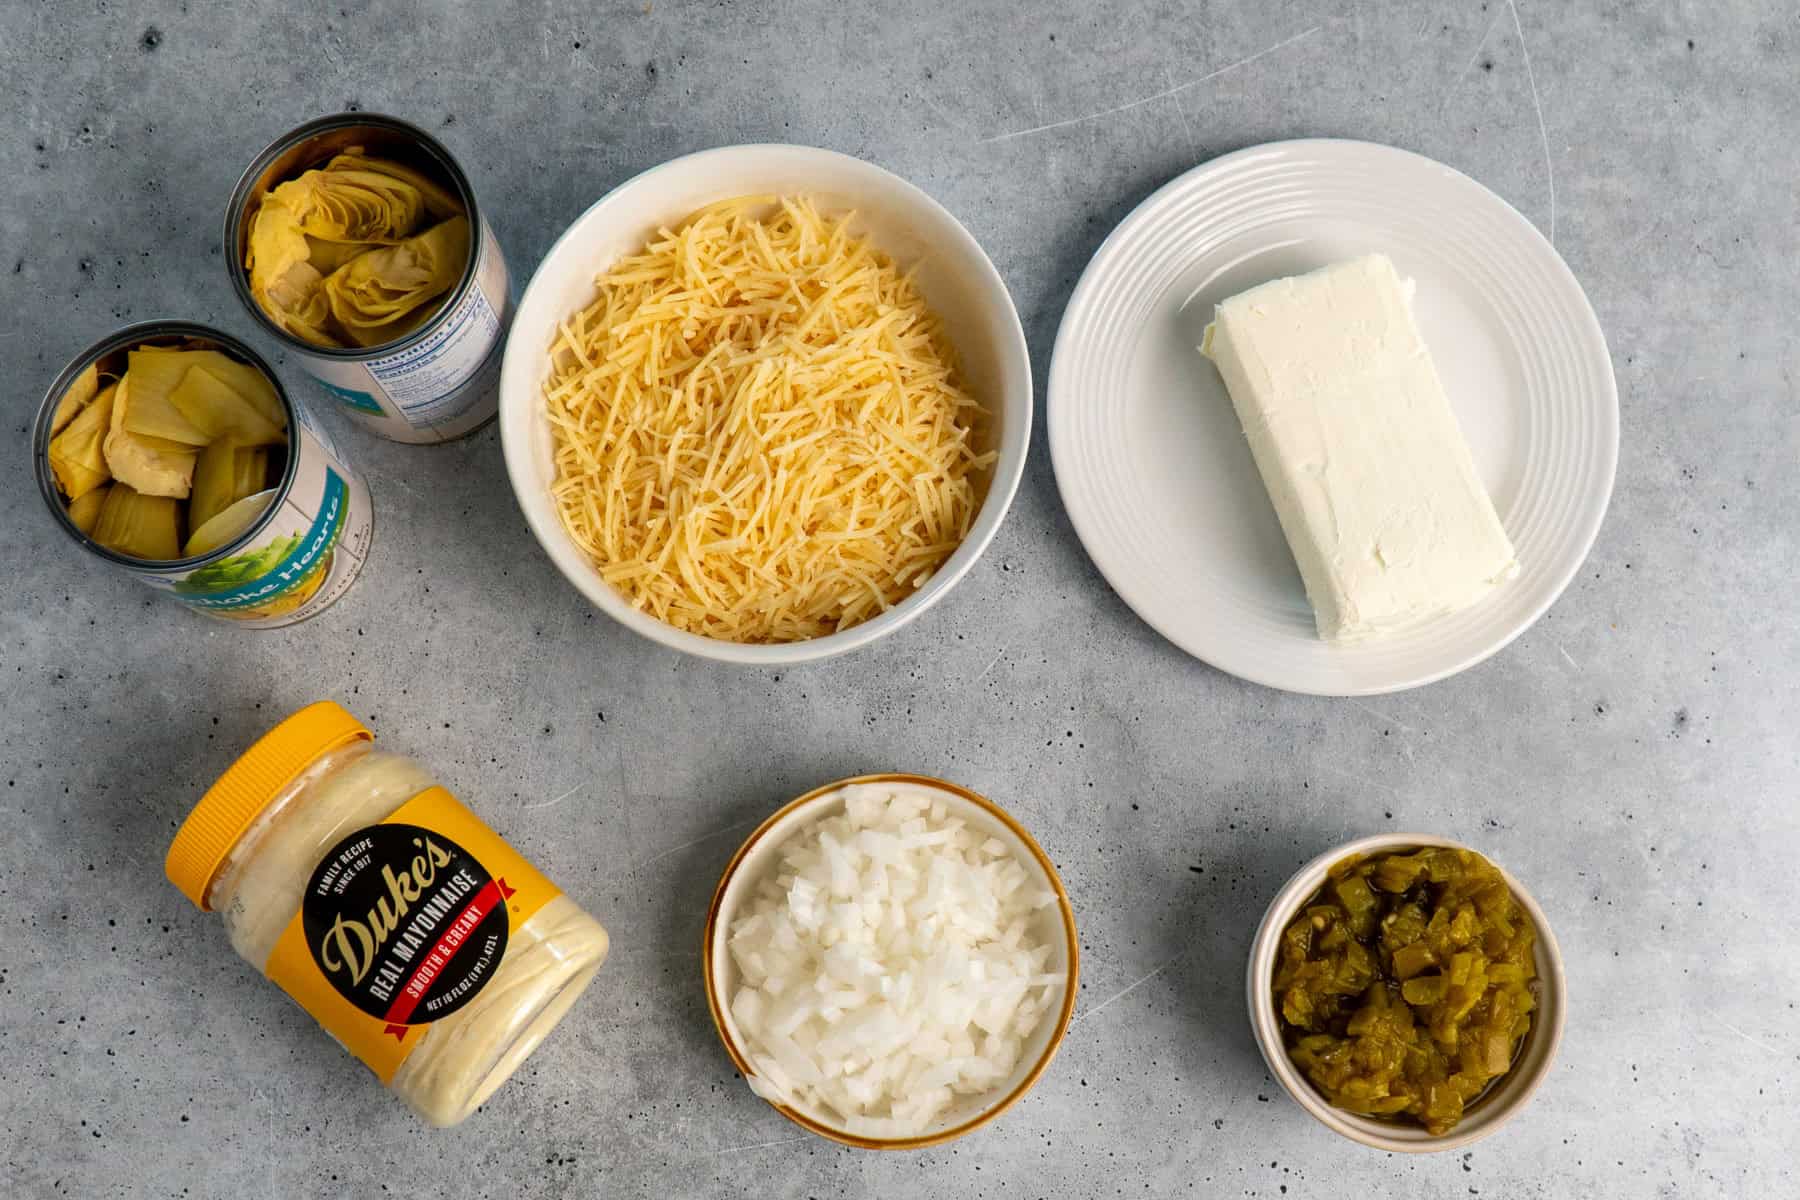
[3, 0, 1796, 1196]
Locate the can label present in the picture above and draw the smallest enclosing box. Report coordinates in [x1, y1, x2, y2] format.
[134, 419, 373, 627]
[261, 786, 562, 1083]
[365, 279, 502, 421]
[288, 221, 511, 444]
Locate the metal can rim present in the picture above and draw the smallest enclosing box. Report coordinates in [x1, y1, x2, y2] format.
[223, 111, 485, 361]
[34, 320, 305, 572]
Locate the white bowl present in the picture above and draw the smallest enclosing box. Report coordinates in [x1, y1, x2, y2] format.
[1247, 833, 1567, 1153]
[499, 145, 1032, 663]
[702, 774, 1080, 1149]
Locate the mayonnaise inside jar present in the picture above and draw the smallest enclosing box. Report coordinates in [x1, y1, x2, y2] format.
[166, 701, 609, 1126]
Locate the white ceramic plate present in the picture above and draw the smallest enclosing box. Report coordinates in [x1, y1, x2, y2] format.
[1048, 139, 1618, 695]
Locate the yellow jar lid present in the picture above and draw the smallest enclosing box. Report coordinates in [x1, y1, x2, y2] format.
[165, 700, 372, 910]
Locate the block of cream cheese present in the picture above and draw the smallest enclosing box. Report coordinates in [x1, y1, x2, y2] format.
[1200, 255, 1518, 642]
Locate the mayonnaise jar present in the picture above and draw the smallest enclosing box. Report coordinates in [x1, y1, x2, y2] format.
[166, 701, 609, 1126]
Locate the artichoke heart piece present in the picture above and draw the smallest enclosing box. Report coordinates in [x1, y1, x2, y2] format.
[130, 431, 210, 454]
[186, 488, 277, 558]
[67, 484, 109, 535]
[122, 351, 214, 447]
[265, 259, 339, 349]
[257, 154, 424, 249]
[324, 150, 461, 221]
[306, 235, 377, 275]
[190, 440, 272, 531]
[246, 190, 344, 349]
[325, 215, 470, 348]
[250, 148, 437, 266]
[104, 376, 197, 499]
[170, 367, 286, 446]
[301, 152, 428, 242]
[135, 346, 287, 431]
[235, 447, 272, 501]
[50, 363, 102, 435]
[48, 380, 118, 501]
[93, 484, 182, 561]
[243, 204, 334, 345]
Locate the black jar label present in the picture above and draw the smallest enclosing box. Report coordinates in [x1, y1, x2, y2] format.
[301, 821, 512, 1028]
[266, 786, 562, 1079]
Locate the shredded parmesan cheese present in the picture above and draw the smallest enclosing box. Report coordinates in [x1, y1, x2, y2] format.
[544, 196, 994, 643]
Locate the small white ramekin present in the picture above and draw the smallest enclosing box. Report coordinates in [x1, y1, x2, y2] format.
[1247, 833, 1566, 1153]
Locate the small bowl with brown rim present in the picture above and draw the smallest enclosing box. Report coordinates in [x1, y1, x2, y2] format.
[1247, 832, 1567, 1152]
[702, 773, 1079, 1149]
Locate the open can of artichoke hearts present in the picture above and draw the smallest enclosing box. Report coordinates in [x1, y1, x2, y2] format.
[34, 321, 374, 627]
[225, 112, 512, 444]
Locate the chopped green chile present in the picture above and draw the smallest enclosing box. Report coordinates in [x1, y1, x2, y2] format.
[1273, 847, 1539, 1135]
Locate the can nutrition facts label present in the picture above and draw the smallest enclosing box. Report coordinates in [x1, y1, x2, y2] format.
[366, 282, 503, 422]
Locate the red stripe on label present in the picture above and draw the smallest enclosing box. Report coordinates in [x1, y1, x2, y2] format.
[381, 876, 508, 1035]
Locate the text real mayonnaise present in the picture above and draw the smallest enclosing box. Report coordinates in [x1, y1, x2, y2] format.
[165, 701, 609, 1126]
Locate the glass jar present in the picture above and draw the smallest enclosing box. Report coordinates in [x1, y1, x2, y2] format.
[166, 701, 609, 1126]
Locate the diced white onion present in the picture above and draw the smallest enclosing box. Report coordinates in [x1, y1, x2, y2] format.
[726, 783, 1065, 1134]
